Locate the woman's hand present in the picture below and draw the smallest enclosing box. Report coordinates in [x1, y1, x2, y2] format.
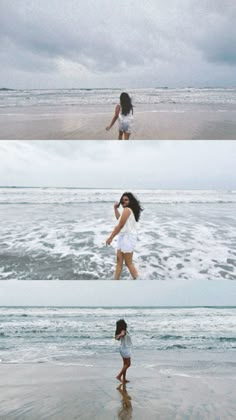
[115, 330, 126, 340]
[114, 202, 119, 209]
[106, 237, 112, 246]
[106, 126, 110, 131]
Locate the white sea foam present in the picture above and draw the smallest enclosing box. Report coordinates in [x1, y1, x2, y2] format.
[0, 307, 235, 364]
[0, 189, 236, 280]
[0, 188, 236, 204]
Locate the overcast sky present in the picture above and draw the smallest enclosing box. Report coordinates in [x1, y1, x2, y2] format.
[0, 280, 235, 307]
[0, 140, 235, 189]
[1, 0, 236, 89]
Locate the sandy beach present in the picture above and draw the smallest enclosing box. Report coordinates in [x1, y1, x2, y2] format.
[1, 104, 236, 140]
[0, 351, 235, 420]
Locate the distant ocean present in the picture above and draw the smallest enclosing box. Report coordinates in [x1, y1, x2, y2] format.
[1, 88, 236, 108]
[0, 188, 236, 280]
[0, 306, 235, 365]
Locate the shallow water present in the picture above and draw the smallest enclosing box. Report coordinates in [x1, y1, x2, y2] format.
[0, 306, 236, 365]
[0, 188, 236, 280]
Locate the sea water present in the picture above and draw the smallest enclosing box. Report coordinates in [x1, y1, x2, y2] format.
[0, 188, 235, 280]
[0, 306, 235, 366]
[1, 88, 236, 108]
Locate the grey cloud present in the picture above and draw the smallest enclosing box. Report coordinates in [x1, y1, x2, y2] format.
[197, 27, 236, 66]
[187, 2, 236, 66]
[0, 0, 235, 88]
[1, 0, 160, 73]
[0, 40, 58, 73]
[0, 1, 201, 71]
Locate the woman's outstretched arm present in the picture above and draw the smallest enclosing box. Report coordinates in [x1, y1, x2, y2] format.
[106, 208, 131, 245]
[106, 105, 120, 131]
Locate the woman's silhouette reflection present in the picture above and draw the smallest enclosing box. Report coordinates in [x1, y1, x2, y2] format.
[117, 383, 133, 420]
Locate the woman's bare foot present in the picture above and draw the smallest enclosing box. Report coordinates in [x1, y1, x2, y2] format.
[116, 375, 123, 382]
[124, 379, 130, 383]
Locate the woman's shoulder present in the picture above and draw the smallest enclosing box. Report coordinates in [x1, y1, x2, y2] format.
[128, 207, 135, 216]
[123, 207, 132, 216]
[115, 104, 121, 114]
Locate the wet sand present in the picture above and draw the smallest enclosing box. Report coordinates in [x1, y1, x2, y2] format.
[1, 104, 236, 139]
[1, 351, 235, 419]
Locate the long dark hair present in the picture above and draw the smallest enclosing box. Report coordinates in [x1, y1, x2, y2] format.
[119, 192, 143, 222]
[120, 92, 133, 116]
[115, 319, 127, 336]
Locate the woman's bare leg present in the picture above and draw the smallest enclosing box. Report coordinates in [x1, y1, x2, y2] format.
[118, 131, 123, 140]
[124, 253, 138, 279]
[116, 357, 131, 383]
[115, 250, 124, 280]
[124, 132, 130, 140]
[123, 358, 131, 382]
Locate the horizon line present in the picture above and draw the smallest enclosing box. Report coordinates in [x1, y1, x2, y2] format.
[1, 86, 236, 91]
[0, 305, 235, 308]
[0, 186, 235, 191]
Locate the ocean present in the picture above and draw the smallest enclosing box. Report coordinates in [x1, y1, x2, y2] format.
[0, 188, 236, 280]
[1, 87, 236, 108]
[0, 306, 235, 366]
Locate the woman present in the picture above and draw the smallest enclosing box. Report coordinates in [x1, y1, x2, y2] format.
[115, 319, 132, 383]
[106, 92, 134, 140]
[106, 192, 143, 279]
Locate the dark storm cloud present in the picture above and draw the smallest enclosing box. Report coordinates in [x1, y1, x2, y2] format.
[199, 26, 236, 66]
[190, 1, 236, 66]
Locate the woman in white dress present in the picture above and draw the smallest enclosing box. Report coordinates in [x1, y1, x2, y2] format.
[106, 192, 143, 279]
[106, 92, 134, 140]
[115, 319, 132, 383]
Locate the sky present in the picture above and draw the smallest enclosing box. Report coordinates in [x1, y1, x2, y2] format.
[0, 280, 236, 307]
[1, 0, 236, 89]
[0, 140, 235, 189]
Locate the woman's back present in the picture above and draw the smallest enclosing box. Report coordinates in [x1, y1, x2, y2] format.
[120, 332, 132, 348]
[119, 108, 133, 122]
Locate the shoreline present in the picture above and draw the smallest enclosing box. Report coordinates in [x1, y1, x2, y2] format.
[1, 351, 235, 419]
[1, 103, 236, 139]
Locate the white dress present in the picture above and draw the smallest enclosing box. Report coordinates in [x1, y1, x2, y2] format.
[118, 109, 134, 133]
[117, 208, 137, 253]
[120, 332, 132, 358]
